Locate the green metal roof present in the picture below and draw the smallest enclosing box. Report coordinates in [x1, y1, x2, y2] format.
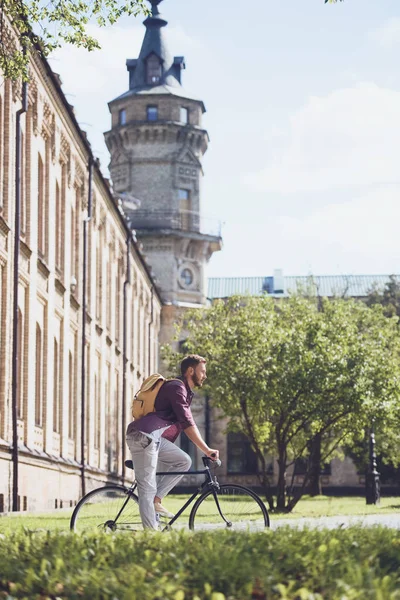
[207, 275, 398, 300]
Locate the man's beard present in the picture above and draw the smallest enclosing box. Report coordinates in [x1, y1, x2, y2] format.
[193, 373, 204, 387]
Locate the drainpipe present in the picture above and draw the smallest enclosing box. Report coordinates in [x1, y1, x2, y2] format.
[121, 235, 131, 484]
[11, 80, 28, 512]
[80, 158, 93, 497]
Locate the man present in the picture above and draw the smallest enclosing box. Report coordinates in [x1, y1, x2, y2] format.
[126, 354, 219, 530]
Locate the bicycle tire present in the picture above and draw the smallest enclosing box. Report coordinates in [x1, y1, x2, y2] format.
[70, 485, 141, 533]
[188, 484, 270, 531]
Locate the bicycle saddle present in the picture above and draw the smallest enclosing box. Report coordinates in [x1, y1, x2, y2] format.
[125, 460, 134, 470]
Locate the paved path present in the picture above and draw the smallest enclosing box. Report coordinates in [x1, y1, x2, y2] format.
[271, 513, 400, 530]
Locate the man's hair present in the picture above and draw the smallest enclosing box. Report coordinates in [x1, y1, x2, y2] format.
[180, 354, 206, 376]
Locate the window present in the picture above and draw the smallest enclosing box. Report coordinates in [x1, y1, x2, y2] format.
[35, 323, 43, 427]
[147, 105, 158, 122]
[70, 204, 75, 280]
[227, 432, 258, 474]
[180, 107, 189, 124]
[94, 363, 100, 451]
[16, 308, 24, 419]
[178, 189, 191, 229]
[180, 268, 193, 287]
[20, 131, 26, 235]
[294, 458, 331, 476]
[37, 154, 45, 256]
[55, 182, 61, 269]
[60, 164, 66, 272]
[119, 109, 126, 126]
[146, 53, 162, 85]
[96, 229, 103, 320]
[53, 339, 60, 433]
[178, 189, 190, 202]
[68, 350, 75, 439]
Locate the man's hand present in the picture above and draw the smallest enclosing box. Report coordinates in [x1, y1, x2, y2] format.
[205, 448, 219, 460]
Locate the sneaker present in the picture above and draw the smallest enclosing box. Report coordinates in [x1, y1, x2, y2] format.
[154, 501, 174, 519]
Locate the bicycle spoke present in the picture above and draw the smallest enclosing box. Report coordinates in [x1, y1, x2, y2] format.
[189, 485, 269, 531]
[71, 486, 142, 533]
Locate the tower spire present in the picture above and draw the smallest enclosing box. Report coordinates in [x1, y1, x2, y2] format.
[148, 0, 164, 16]
[125, 0, 187, 91]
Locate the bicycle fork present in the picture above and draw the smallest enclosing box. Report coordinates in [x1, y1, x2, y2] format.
[210, 481, 232, 528]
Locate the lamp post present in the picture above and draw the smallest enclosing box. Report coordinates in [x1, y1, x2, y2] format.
[365, 421, 380, 505]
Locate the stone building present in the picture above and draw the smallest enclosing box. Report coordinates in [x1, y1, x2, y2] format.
[0, 13, 161, 513]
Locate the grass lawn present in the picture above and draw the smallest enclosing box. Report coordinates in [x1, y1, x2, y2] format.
[0, 494, 399, 533]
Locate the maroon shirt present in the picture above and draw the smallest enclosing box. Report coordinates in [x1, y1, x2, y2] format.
[126, 377, 195, 443]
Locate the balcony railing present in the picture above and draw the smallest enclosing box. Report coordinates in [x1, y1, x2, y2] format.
[127, 209, 222, 238]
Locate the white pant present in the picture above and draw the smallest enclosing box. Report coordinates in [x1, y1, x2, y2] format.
[126, 431, 191, 529]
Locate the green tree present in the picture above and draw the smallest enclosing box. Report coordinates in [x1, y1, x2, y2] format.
[0, 0, 148, 80]
[164, 294, 400, 512]
[366, 275, 400, 319]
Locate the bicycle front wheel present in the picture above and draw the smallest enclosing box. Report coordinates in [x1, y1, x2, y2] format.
[70, 485, 141, 533]
[189, 484, 270, 531]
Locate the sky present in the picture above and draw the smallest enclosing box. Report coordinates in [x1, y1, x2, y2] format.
[50, 0, 400, 279]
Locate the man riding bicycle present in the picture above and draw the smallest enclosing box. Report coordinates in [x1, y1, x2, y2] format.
[126, 355, 219, 530]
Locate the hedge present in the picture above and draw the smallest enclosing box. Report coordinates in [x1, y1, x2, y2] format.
[0, 526, 400, 599]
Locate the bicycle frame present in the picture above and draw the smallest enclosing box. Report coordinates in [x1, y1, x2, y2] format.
[118, 457, 222, 531]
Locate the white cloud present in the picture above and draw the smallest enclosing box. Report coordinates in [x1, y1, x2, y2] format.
[369, 17, 400, 49]
[277, 185, 400, 273]
[244, 83, 400, 194]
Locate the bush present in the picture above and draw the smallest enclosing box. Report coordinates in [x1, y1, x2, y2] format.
[0, 527, 400, 599]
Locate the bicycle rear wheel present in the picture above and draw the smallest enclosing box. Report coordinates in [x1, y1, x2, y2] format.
[70, 485, 141, 533]
[189, 484, 270, 531]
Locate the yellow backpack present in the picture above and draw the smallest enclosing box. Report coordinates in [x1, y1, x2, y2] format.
[131, 374, 180, 420]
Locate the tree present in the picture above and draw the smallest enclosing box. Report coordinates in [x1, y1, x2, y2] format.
[366, 275, 400, 319]
[0, 0, 149, 80]
[163, 294, 400, 512]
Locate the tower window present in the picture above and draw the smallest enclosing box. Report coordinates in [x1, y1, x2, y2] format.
[147, 105, 158, 121]
[119, 109, 127, 125]
[146, 53, 162, 85]
[178, 189, 191, 229]
[180, 107, 189, 124]
[180, 268, 193, 287]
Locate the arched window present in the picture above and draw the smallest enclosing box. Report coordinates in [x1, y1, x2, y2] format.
[53, 338, 60, 433]
[55, 182, 61, 269]
[35, 323, 43, 426]
[146, 53, 162, 85]
[16, 308, 24, 419]
[68, 350, 75, 439]
[37, 154, 45, 255]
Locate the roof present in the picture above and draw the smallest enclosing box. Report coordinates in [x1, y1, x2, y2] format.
[110, 0, 204, 110]
[207, 275, 398, 300]
[112, 83, 205, 106]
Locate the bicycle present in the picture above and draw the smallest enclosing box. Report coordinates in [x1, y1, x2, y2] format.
[70, 456, 270, 532]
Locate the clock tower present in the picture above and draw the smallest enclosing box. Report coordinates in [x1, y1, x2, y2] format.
[105, 0, 222, 330]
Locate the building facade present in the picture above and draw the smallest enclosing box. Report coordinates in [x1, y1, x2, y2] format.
[0, 14, 161, 513]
